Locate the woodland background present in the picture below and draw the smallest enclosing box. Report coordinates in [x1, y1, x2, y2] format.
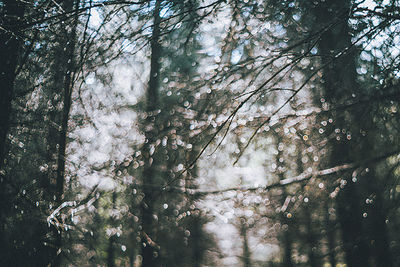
[1, 0, 400, 266]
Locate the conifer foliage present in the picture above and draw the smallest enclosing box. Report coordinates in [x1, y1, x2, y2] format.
[1, 0, 400, 266]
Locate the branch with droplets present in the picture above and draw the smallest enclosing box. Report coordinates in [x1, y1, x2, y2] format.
[47, 185, 100, 231]
[232, 18, 392, 165]
[161, 10, 388, 189]
[194, 149, 400, 196]
[143, 150, 399, 196]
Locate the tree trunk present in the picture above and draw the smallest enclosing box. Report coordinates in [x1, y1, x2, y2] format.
[296, 140, 321, 267]
[55, 0, 80, 204]
[240, 218, 252, 267]
[187, 146, 204, 267]
[0, 1, 24, 264]
[107, 192, 117, 267]
[0, 1, 24, 170]
[140, 1, 162, 266]
[52, 1, 80, 266]
[303, 204, 320, 267]
[282, 227, 294, 267]
[313, 1, 370, 266]
[275, 134, 294, 267]
[324, 200, 337, 267]
[190, 216, 203, 267]
[365, 172, 393, 267]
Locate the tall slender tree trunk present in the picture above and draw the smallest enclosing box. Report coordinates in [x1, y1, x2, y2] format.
[52, 1, 80, 266]
[324, 200, 337, 267]
[295, 140, 321, 267]
[281, 223, 294, 267]
[275, 134, 294, 267]
[365, 172, 393, 267]
[303, 204, 320, 267]
[140, 1, 162, 266]
[189, 215, 203, 267]
[55, 0, 80, 204]
[187, 146, 204, 267]
[358, 112, 393, 266]
[312, 1, 370, 266]
[240, 218, 252, 267]
[107, 192, 117, 267]
[0, 1, 24, 263]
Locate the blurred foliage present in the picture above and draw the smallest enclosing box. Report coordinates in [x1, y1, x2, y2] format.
[1, 0, 400, 266]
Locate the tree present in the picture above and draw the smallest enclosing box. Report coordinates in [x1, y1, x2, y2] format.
[1, 0, 400, 266]
[0, 1, 25, 170]
[0, 0, 85, 265]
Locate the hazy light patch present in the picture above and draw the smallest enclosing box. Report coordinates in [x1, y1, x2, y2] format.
[76, 126, 96, 142]
[119, 110, 137, 127]
[122, 41, 137, 54]
[98, 177, 115, 190]
[86, 73, 95, 85]
[114, 65, 139, 104]
[79, 172, 115, 190]
[81, 172, 101, 188]
[358, 0, 391, 9]
[89, 8, 102, 28]
[214, 165, 266, 190]
[88, 150, 110, 165]
[205, 221, 240, 266]
[252, 242, 279, 261]
[360, 51, 372, 61]
[160, 6, 172, 18]
[231, 46, 242, 64]
[357, 0, 377, 8]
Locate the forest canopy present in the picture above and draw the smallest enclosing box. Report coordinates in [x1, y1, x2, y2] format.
[1, 0, 400, 266]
